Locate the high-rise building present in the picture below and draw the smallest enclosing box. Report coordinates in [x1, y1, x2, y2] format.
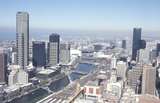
[139, 41, 156, 63]
[11, 52, 17, 65]
[0, 49, 8, 85]
[139, 48, 151, 64]
[132, 28, 146, 61]
[156, 43, 160, 57]
[16, 12, 29, 69]
[32, 41, 46, 67]
[142, 64, 156, 95]
[48, 33, 60, 66]
[116, 61, 127, 80]
[149, 49, 157, 62]
[132, 28, 141, 61]
[111, 56, 117, 69]
[127, 64, 143, 91]
[122, 40, 126, 49]
[60, 43, 70, 64]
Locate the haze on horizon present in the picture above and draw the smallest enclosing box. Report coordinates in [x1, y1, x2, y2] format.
[0, 0, 160, 40]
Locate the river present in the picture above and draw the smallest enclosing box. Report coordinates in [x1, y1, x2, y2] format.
[7, 63, 95, 103]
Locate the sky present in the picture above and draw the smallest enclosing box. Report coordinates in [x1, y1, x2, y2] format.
[0, 0, 160, 40]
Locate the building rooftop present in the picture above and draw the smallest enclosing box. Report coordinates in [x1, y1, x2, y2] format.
[17, 11, 28, 14]
[86, 80, 99, 86]
[4, 85, 20, 93]
[138, 94, 160, 103]
[19, 83, 32, 88]
[96, 74, 107, 80]
[38, 69, 56, 75]
[32, 41, 45, 44]
[95, 52, 112, 58]
[48, 65, 60, 70]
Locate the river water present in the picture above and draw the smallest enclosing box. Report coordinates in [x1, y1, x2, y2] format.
[7, 63, 95, 103]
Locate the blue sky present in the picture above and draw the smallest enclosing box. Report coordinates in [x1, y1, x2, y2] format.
[0, 0, 160, 39]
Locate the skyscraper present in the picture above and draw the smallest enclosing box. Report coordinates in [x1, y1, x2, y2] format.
[156, 43, 160, 57]
[149, 49, 157, 62]
[0, 49, 8, 85]
[142, 64, 156, 95]
[32, 41, 46, 67]
[11, 52, 17, 65]
[16, 12, 29, 69]
[122, 40, 126, 49]
[127, 64, 143, 91]
[116, 61, 127, 80]
[48, 33, 60, 66]
[111, 56, 117, 69]
[132, 28, 141, 61]
[60, 43, 70, 64]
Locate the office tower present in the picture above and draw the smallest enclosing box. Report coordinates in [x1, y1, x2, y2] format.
[111, 56, 117, 69]
[149, 49, 157, 62]
[156, 43, 160, 57]
[116, 61, 127, 80]
[122, 40, 126, 49]
[11, 52, 17, 65]
[8, 65, 28, 86]
[29, 41, 33, 61]
[16, 12, 29, 69]
[140, 40, 146, 49]
[132, 28, 141, 61]
[60, 43, 70, 64]
[157, 57, 160, 67]
[142, 64, 156, 95]
[0, 50, 8, 84]
[139, 42, 151, 63]
[110, 69, 117, 83]
[138, 42, 156, 63]
[48, 33, 60, 66]
[93, 44, 103, 52]
[32, 41, 46, 67]
[127, 64, 143, 90]
[139, 49, 147, 63]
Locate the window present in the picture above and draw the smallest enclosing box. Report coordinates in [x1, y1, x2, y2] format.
[89, 88, 93, 94]
[96, 88, 100, 94]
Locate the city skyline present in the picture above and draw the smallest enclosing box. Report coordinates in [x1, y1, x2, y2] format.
[0, 1, 160, 103]
[0, 0, 160, 40]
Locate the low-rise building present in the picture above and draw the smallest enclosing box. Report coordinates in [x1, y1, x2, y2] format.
[106, 81, 123, 99]
[83, 80, 101, 100]
[8, 65, 28, 86]
[4, 85, 20, 100]
[36, 69, 60, 79]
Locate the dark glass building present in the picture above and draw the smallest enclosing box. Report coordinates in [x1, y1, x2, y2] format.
[132, 28, 142, 61]
[122, 40, 126, 49]
[0, 51, 8, 84]
[140, 40, 146, 49]
[93, 44, 103, 52]
[156, 43, 160, 57]
[48, 33, 60, 66]
[49, 33, 60, 43]
[32, 41, 46, 67]
[132, 28, 146, 61]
